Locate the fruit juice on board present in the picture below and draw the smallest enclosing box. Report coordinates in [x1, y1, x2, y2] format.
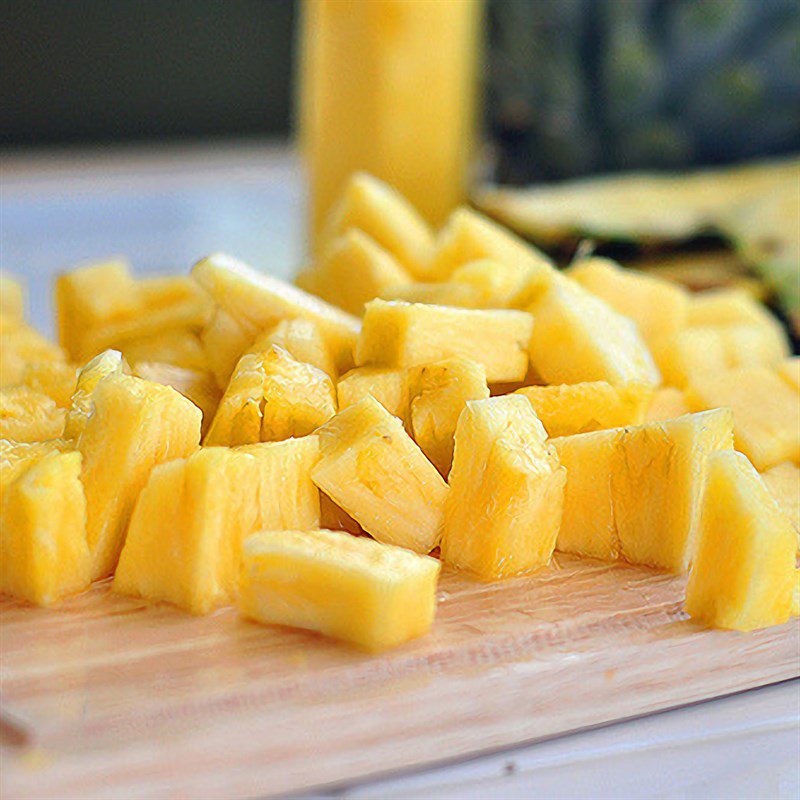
[299, 0, 483, 244]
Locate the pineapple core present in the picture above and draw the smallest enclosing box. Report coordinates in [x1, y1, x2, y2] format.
[312, 396, 448, 553]
[1, 442, 90, 606]
[686, 450, 796, 631]
[204, 345, 336, 446]
[441, 395, 566, 580]
[238, 529, 441, 652]
[356, 299, 533, 383]
[336, 366, 410, 421]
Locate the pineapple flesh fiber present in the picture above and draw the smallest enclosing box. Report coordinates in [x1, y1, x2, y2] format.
[336, 366, 410, 421]
[0, 387, 66, 442]
[238, 529, 441, 652]
[247, 318, 338, 380]
[686, 451, 796, 632]
[1, 442, 90, 606]
[356, 299, 533, 383]
[18, 361, 77, 409]
[441, 395, 566, 580]
[64, 349, 127, 441]
[312, 396, 448, 554]
[761, 462, 800, 548]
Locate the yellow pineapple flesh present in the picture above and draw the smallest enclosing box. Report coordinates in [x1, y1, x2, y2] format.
[644, 387, 690, 422]
[238, 529, 440, 652]
[119, 329, 208, 372]
[247, 317, 337, 380]
[1, 273, 25, 320]
[685, 450, 796, 631]
[379, 281, 486, 309]
[449, 258, 533, 308]
[407, 357, 489, 476]
[441, 395, 565, 580]
[63, 349, 127, 441]
[356, 299, 533, 383]
[19, 361, 77, 407]
[761, 462, 800, 548]
[514, 381, 651, 437]
[0, 387, 65, 442]
[312, 396, 448, 553]
[336, 366, 409, 421]
[778, 357, 800, 391]
[1, 320, 67, 388]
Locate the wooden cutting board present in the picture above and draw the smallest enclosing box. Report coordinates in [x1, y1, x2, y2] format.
[1, 554, 797, 799]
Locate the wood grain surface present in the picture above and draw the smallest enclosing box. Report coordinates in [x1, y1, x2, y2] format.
[1, 554, 797, 799]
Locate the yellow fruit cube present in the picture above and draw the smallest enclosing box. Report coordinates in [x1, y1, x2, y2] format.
[77, 373, 201, 579]
[428, 208, 554, 288]
[449, 259, 532, 308]
[379, 281, 485, 309]
[238, 529, 441, 652]
[19, 361, 77, 407]
[1, 273, 25, 320]
[319, 493, 362, 534]
[356, 299, 533, 383]
[441, 395, 565, 580]
[199, 307, 253, 388]
[1, 322, 67, 387]
[119, 329, 208, 372]
[568, 257, 689, 345]
[514, 381, 651, 437]
[63, 349, 127, 441]
[687, 366, 799, 470]
[778, 357, 800, 391]
[318, 173, 434, 278]
[248, 318, 337, 380]
[312, 397, 448, 553]
[407, 357, 489, 475]
[336, 366, 409, 421]
[686, 450, 795, 631]
[527, 278, 661, 387]
[644, 387, 690, 422]
[298, 230, 411, 316]
[0, 387, 65, 442]
[193, 252, 360, 377]
[1, 445, 89, 606]
[761, 462, 800, 547]
[204, 346, 336, 446]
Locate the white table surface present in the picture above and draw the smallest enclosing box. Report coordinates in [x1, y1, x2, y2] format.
[2, 139, 799, 800]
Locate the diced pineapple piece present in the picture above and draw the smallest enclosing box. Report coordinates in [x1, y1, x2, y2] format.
[336, 366, 409, 420]
[200, 306, 253, 388]
[132, 362, 221, 437]
[298, 230, 411, 316]
[515, 381, 651, 437]
[1, 446, 89, 606]
[379, 281, 485, 309]
[778, 357, 800, 391]
[63, 350, 127, 441]
[687, 366, 799, 470]
[119, 329, 208, 372]
[193, 253, 360, 377]
[1, 273, 25, 320]
[319, 493, 362, 534]
[238, 529, 440, 651]
[407, 357, 489, 475]
[428, 208, 554, 291]
[527, 278, 660, 387]
[0, 388, 65, 442]
[441, 395, 565, 580]
[318, 173, 434, 278]
[77, 373, 201, 579]
[645, 387, 690, 422]
[312, 397, 447, 553]
[449, 259, 532, 308]
[568, 257, 689, 346]
[1, 322, 67, 387]
[761, 462, 800, 546]
[686, 450, 796, 631]
[356, 299, 533, 383]
[19, 361, 77, 407]
[248, 318, 337, 380]
[205, 346, 336, 446]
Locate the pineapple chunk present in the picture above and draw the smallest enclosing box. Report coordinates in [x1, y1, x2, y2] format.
[685, 450, 796, 631]
[205, 346, 336, 446]
[77, 373, 201, 579]
[248, 318, 337, 380]
[19, 361, 77, 407]
[441, 395, 565, 580]
[687, 366, 799, 470]
[200, 307, 253, 388]
[428, 208, 554, 289]
[568, 257, 689, 346]
[356, 299, 533, 383]
[407, 357, 489, 475]
[318, 172, 434, 278]
[0, 388, 65, 442]
[336, 366, 409, 420]
[298, 230, 411, 316]
[1, 273, 25, 320]
[1, 321, 67, 387]
[761, 462, 800, 546]
[645, 387, 690, 422]
[778, 357, 800, 391]
[449, 259, 532, 308]
[193, 252, 360, 377]
[312, 397, 448, 553]
[319, 493, 362, 534]
[120, 329, 208, 372]
[238, 529, 441, 652]
[63, 349, 127, 441]
[1, 446, 89, 606]
[514, 381, 651, 437]
[527, 278, 660, 387]
[379, 281, 485, 309]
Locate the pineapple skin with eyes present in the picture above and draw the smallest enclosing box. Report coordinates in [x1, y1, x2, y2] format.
[312, 396, 448, 554]
[356, 299, 533, 383]
[238, 529, 441, 652]
[0, 387, 66, 442]
[515, 381, 651, 438]
[0, 446, 90, 606]
[337, 366, 409, 421]
[77, 373, 202, 580]
[686, 450, 796, 631]
[441, 395, 566, 580]
[407, 357, 489, 476]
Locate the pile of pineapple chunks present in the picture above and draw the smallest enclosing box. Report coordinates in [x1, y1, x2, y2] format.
[1, 173, 798, 652]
